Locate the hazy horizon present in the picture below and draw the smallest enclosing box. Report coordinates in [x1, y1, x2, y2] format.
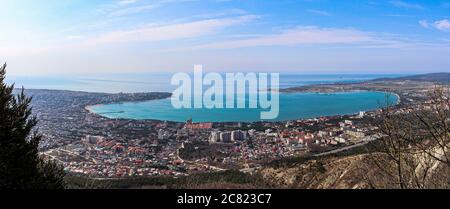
[6, 73, 408, 93]
[1, 0, 450, 76]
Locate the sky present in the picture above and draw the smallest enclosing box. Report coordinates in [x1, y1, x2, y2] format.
[1, 0, 450, 75]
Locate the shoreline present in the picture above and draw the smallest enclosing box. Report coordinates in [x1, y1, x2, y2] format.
[85, 90, 401, 123]
[84, 104, 98, 114]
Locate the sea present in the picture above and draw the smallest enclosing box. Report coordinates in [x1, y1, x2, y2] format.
[7, 73, 402, 122]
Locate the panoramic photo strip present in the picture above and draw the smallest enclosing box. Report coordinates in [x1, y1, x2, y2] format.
[0, 0, 449, 208]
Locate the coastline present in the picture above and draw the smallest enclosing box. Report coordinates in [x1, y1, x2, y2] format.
[84, 104, 99, 114]
[85, 90, 400, 123]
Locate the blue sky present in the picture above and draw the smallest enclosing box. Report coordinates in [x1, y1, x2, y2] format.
[1, 0, 450, 75]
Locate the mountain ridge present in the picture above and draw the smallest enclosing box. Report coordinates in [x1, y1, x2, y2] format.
[371, 72, 450, 83]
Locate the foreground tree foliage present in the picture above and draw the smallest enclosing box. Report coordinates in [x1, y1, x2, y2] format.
[65, 170, 266, 189]
[0, 63, 65, 189]
[367, 87, 449, 189]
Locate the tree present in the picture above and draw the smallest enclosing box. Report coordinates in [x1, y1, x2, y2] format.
[0, 63, 65, 189]
[366, 87, 449, 189]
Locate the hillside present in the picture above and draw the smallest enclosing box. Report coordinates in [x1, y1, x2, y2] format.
[259, 154, 392, 189]
[258, 151, 449, 189]
[281, 72, 448, 94]
[372, 72, 450, 83]
[65, 144, 449, 189]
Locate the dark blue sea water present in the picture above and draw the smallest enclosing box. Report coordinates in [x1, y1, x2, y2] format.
[7, 73, 404, 93]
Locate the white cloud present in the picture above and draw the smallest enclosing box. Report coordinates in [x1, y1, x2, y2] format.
[188, 26, 383, 49]
[107, 0, 200, 17]
[192, 8, 247, 19]
[383, 14, 411, 17]
[118, 0, 138, 6]
[389, 0, 424, 10]
[66, 35, 83, 40]
[419, 20, 429, 28]
[434, 19, 450, 32]
[88, 15, 258, 45]
[305, 9, 331, 16]
[109, 4, 157, 17]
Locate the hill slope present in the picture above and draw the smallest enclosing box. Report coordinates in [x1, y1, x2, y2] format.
[373, 72, 450, 83]
[258, 152, 449, 189]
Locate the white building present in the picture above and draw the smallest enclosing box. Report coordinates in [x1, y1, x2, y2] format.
[358, 111, 365, 118]
[209, 131, 220, 143]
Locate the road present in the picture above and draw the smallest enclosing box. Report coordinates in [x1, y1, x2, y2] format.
[313, 134, 381, 157]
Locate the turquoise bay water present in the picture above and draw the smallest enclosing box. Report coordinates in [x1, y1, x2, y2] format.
[88, 91, 398, 122]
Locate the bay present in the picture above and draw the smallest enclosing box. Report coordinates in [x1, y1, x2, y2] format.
[88, 91, 398, 122]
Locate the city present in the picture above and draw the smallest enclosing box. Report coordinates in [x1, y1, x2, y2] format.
[24, 77, 445, 181]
